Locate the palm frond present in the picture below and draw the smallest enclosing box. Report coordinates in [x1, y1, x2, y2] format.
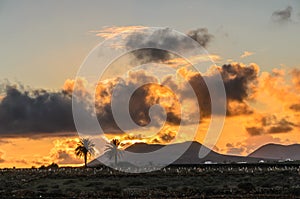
[104, 139, 124, 164]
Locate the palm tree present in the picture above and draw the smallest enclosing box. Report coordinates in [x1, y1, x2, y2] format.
[105, 139, 123, 166]
[75, 138, 95, 167]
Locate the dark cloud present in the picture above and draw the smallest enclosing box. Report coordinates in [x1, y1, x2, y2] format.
[246, 127, 264, 136]
[15, 159, 28, 164]
[221, 63, 258, 116]
[290, 104, 300, 112]
[272, 6, 293, 23]
[0, 85, 80, 136]
[187, 28, 213, 48]
[226, 143, 234, 148]
[125, 27, 213, 64]
[246, 115, 295, 136]
[181, 63, 258, 117]
[220, 63, 258, 102]
[267, 118, 294, 134]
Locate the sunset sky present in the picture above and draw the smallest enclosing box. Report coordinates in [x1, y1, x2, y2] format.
[1, 0, 300, 168]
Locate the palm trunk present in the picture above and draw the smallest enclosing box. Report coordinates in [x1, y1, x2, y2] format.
[84, 153, 87, 167]
[114, 153, 117, 166]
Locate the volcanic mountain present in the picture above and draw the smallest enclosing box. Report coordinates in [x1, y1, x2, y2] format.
[88, 141, 268, 167]
[248, 143, 300, 161]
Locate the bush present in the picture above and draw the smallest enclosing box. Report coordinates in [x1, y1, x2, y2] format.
[128, 180, 145, 186]
[237, 182, 255, 193]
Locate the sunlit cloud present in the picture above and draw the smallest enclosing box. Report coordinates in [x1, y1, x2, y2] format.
[91, 26, 147, 39]
[48, 138, 84, 166]
[240, 51, 254, 58]
[165, 54, 222, 68]
[0, 150, 5, 163]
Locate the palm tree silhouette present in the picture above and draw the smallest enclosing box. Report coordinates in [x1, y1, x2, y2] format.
[105, 139, 123, 166]
[75, 138, 95, 167]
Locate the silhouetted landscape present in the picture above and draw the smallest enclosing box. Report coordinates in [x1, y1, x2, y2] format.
[1, 141, 300, 198]
[1, 163, 300, 198]
[89, 141, 274, 168]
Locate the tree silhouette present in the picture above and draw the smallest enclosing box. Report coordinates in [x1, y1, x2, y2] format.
[105, 139, 123, 166]
[75, 138, 95, 167]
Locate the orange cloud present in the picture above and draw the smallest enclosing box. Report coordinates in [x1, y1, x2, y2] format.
[291, 68, 300, 91]
[165, 54, 222, 68]
[0, 137, 87, 168]
[240, 51, 254, 58]
[49, 138, 85, 166]
[91, 26, 147, 39]
[0, 150, 5, 163]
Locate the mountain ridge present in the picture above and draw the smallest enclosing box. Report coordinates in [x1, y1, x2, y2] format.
[88, 141, 272, 167]
[248, 143, 300, 160]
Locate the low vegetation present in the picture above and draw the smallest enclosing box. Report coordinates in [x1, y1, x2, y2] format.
[0, 164, 300, 198]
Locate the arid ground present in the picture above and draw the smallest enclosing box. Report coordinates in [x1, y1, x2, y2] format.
[1, 164, 300, 199]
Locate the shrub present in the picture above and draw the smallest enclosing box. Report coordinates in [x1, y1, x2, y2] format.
[237, 182, 255, 193]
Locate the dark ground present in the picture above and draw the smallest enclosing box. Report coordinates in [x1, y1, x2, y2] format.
[1, 164, 300, 199]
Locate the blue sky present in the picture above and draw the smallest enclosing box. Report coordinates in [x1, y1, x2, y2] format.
[0, 0, 299, 89]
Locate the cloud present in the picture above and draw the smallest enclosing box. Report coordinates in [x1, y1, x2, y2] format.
[186, 28, 214, 48]
[246, 127, 264, 136]
[0, 139, 11, 145]
[125, 27, 214, 64]
[15, 159, 27, 164]
[0, 82, 96, 137]
[49, 138, 83, 165]
[220, 63, 259, 101]
[290, 68, 300, 90]
[116, 124, 179, 146]
[241, 66, 300, 137]
[240, 51, 254, 58]
[246, 114, 295, 136]
[0, 85, 78, 136]
[95, 70, 182, 133]
[227, 147, 244, 155]
[290, 104, 300, 112]
[235, 135, 284, 155]
[91, 26, 147, 39]
[0, 60, 261, 138]
[94, 26, 214, 51]
[226, 143, 234, 148]
[0, 150, 5, 163]
[272, 6, 293, 23]
[177, 62, 259, 117]
[56, 150, 82, 165]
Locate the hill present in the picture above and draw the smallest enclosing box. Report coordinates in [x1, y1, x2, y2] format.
[88, 141, 267, 167]
[248, 143, 300, 161]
